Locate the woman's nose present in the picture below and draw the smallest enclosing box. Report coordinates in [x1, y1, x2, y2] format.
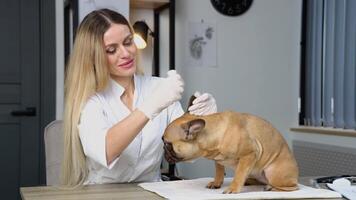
[118, 45, 130, 57]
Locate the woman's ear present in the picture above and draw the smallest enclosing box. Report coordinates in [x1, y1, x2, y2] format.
[186, 95, 196, 113]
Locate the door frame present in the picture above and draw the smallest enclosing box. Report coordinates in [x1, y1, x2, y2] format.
[39, 0, 56, 184]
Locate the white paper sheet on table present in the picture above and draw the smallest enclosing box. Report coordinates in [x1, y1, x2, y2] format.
[327, 178, 356, 200]
[138, 177, 342, 200]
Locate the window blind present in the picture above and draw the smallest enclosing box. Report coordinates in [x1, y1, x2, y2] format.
[303, 0, 356, 129]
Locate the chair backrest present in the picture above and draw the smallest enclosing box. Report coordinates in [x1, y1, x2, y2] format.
[44, 120, 63, 185]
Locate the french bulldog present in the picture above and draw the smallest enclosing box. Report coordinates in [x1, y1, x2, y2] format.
[163, 98, 299, 193]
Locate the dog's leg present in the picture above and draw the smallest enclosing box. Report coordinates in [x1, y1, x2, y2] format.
[245, 178, 265, 186]
[264, 145, 299, 191]
[206, 162, 225, 189]
[223, 153, 256, 194]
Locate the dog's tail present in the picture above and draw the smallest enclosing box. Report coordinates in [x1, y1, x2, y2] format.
[268, 183, 299, 191]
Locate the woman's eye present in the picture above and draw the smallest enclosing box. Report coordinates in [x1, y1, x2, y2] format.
[106, 48, 116, 54]
[124, 38, 133, 46]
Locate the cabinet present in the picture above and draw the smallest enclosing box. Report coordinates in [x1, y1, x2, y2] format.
[131, 0, 175, 76]
[130, 0, 169, 9]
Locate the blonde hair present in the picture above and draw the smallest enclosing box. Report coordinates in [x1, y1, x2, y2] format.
[61, 9, 136, 187]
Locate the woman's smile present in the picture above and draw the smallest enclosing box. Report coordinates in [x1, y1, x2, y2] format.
[118, 59, 134, 69]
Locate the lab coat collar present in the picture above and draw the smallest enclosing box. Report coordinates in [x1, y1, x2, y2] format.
[107, 74, 140, 116]
[109, 79, 125, 97]
[109, 74, 139, 98]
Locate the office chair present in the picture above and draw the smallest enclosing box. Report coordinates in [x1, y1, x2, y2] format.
[43, 119, 180, 184]
[44, 120, 63, 185]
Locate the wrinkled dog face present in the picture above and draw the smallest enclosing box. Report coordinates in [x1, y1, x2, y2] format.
[162, 117, 206, 163]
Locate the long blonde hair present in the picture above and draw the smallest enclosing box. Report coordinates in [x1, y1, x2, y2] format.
[61, 9, 134, 187]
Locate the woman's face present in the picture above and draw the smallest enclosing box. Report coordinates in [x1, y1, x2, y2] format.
[103, 23, 137, 79]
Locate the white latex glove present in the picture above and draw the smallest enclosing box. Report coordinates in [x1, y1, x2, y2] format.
[188, 91, 217, 116]
[138, 70, 184, 119]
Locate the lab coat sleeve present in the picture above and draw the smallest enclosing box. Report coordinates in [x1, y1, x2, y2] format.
[78, 96, 118, 169]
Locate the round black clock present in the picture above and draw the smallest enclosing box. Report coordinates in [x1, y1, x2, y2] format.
[211, 0, 253, 16]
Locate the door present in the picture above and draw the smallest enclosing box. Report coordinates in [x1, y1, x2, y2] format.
[0, 0, 41, 199]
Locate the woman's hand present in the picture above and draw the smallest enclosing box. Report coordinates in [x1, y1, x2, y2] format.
[188, 91, 217, 116]
[138, 70, 184, 119]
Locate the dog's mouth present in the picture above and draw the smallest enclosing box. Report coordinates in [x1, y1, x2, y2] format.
[163, 141, 183, 164]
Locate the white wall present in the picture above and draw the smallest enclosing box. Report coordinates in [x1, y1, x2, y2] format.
[158, 9, 170, 77]
[174, 0, 302, 178]
[79, 0, 129, 23]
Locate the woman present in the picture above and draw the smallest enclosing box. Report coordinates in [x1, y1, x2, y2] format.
[62, 8, 217, 187]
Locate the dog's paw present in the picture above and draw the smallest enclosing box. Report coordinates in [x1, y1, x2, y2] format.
[264, 185, 273, 191]
[222, 187, 239, 194]
[206, 181, 222, 189]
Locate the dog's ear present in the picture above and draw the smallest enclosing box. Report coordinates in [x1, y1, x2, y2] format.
[180, 119, 205, 140]
[186, 95, 197, 113]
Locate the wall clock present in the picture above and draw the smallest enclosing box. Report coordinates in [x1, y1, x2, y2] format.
[210, 0, 253, 16]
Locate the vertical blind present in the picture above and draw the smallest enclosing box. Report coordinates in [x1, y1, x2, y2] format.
[303, 0, 356, 129]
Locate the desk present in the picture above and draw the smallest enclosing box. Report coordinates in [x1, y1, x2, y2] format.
[20, 177, 343, 200]
[20, 183, 162, 200]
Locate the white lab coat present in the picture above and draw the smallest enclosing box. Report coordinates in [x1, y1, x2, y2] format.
[78, 74, 184, 184]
